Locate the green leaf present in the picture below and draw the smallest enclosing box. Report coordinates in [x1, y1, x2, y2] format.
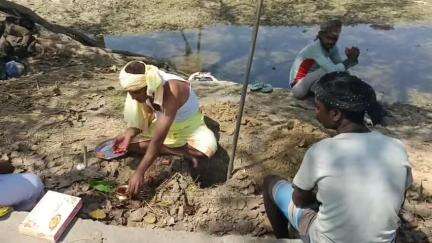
[89, 180, 115, 193]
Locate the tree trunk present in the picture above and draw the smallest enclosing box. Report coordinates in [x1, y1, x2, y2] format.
[0, 0, 100, 47]
[0, 1, 176, 69]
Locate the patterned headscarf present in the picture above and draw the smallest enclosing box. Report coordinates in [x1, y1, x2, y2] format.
[313, 72, 377, 112]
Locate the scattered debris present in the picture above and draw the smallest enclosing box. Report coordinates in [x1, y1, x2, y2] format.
[76, 163, 86, 171]
[0, 206, 13, 218]
[143, 213, 157, 224]
[129, 208, 147, 222]
[89, 209, 107, 220]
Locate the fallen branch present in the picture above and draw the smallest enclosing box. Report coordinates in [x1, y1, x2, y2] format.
[0, 1, 186, 74]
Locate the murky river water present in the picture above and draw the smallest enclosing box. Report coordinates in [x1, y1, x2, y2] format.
[105, 24, 432, 104]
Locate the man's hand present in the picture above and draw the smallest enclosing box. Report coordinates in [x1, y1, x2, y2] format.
[114, 134, 132, 153]
[128, 170, 146, 197]
[114, 127, 141, 153]
[345, 47, 360, 61]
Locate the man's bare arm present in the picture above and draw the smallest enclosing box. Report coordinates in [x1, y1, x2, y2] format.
[136, 110, 176, 174]
[292, 184, 317, 208]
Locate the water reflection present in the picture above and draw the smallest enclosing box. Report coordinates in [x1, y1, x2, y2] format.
[105, 24, 432, 104]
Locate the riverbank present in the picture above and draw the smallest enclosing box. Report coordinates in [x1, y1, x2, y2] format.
[0, 29, 430, 241]
[13, 0, 432, 34]
[0, 1, 431, 241]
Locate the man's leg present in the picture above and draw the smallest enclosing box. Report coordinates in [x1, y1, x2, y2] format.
[291, 69, 326, 99]
[263, 175, 317, 241]
[0, 173, 44, 211]
[263, 175, 291, 238]
[128, 141, 207, 168]
[186, 124, 217, 160]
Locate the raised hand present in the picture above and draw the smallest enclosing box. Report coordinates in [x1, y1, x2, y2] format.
[345, 47, 360, 61]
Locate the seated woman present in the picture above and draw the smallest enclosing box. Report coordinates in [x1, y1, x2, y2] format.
[0, 161, 44, 211]
[263, 72, 411, 243]
[115, 61, 218, 197]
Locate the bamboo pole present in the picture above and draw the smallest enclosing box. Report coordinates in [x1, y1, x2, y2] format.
[226, 0, 264, 180]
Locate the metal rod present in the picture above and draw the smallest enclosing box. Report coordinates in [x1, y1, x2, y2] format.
[227, 0, 264, 180]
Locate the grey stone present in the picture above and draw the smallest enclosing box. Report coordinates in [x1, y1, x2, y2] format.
[247, 197, 261, 210]
[235, 200, 246, 210]
[236, 220, 253, 234]
[10, 151, 20, 159]
[208, 220, 225, 234]
[247, 210, 259, 219]
[243, 184, 255, 195]
[129, 208, 147, 222]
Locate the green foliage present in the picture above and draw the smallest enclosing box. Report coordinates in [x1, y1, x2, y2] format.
[89, 180, 115, 193]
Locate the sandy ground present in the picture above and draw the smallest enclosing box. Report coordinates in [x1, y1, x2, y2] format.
[0, 1, 431, 242]
[13, 0, 432, 34]
[0, 30, 430, 241]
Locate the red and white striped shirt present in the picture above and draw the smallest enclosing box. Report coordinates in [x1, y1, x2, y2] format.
[289, 40, 347, 87]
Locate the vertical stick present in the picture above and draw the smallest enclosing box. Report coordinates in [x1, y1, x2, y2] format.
[226, 0, 264, 180]
[83, 145, 87, 167]
[35, 79, 40, 91]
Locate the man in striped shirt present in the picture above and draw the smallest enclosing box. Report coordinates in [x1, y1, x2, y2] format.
[290, 19, 360, 99]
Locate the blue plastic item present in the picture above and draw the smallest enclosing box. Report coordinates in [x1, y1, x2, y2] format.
[5, 61, 25, 78]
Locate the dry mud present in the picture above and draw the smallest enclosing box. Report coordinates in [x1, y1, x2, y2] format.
[0, 31, 430, 241]
[1, 1, 432, 240]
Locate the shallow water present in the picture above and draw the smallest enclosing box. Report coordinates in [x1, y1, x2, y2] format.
[105, 24, 432, 104]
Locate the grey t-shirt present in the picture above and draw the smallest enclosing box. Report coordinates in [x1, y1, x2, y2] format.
[293, 131, 412, 243]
